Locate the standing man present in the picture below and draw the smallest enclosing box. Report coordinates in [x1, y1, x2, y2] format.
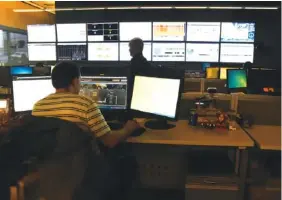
[127, 37, 152, 107]
[32, 61, 140, 148]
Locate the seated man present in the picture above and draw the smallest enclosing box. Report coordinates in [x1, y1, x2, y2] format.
[32, 61, 140, 148]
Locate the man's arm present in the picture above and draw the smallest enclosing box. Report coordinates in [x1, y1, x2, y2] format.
[86, 103, 139, 148]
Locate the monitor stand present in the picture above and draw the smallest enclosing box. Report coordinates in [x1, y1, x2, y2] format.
[107, 121, 123, 130]
[144, 119, 175, 130]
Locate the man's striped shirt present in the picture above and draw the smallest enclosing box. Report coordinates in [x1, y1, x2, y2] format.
[32, 92, 111, 138]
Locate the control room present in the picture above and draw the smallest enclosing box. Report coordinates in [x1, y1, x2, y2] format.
[0, 1, 281, 200]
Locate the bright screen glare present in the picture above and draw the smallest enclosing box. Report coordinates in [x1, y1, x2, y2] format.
[131, 76, 181, 119]
[12, 77, 55, 112]
[119, 22, 152, 41]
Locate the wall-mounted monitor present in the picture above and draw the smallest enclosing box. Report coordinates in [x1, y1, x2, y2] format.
[186, 43, 219, 62]
[119, 42, 152, 61]
[152, 43, 185, 61]
[153, 22, 185, 41]
[87, 22, 119, 42]
[221, 22, 255, 42]
[186, 22, 220, 42]
[57, 43, 87, 61]
[56, 23, 86, 42]
[220, 43, 254, 63]
[119, 22, 152, 41]
[27, 24, 56, 42]
[88, 43, 118, 61]
[28, 43, 56, 61]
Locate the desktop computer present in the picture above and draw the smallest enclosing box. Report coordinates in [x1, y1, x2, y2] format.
[80, 76, 128, 110]
[130, 75, 182, 130]
[12, 76, 55, 112]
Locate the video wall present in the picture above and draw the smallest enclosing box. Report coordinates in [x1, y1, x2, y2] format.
[27, 22, 255, 63]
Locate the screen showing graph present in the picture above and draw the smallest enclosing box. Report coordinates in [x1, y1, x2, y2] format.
[57, 43, 87, 61]
[153, 22, 185, 41]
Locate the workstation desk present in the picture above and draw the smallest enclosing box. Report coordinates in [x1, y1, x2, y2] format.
[243, 125, 281, 200]
[127, 120, 254, 200]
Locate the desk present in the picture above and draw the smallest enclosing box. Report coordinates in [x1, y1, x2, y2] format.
[244, 125, 281, 151]
[127, 120, 254, 148]
[127, 120, 253, 200]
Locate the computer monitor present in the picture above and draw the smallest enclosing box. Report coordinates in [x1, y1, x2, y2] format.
[219, 67, 239, 80]
[12, 76, 55, 112]
[130, 75, 182, 130]
[10, 66, 32, 75]
[80, 76, 127, 110]
[227, 69, 247, 89]
[248, 69, 279, 93]
[206, 67, 219, 79]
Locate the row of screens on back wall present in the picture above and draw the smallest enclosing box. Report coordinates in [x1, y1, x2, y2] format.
[27, 22, 255, 42]
[27, 42, 254, 63]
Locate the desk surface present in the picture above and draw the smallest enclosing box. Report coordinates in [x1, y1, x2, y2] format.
[244, 125, 281, 151]
[127, 120, 254, 148]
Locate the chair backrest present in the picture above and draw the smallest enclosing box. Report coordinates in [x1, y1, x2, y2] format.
[17, 172, 40, 200]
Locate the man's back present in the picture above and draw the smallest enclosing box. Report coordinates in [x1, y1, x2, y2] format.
[32, 92, 110, 138]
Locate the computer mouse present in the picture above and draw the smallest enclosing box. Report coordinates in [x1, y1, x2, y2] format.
[131, 127, 146, 137]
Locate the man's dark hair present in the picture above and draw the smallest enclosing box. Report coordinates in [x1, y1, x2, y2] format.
[52, 62, 80, 89]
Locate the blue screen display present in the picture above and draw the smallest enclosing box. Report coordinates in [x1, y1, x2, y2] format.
[227, 69, 247, 89]
[11, 66, 32, 75]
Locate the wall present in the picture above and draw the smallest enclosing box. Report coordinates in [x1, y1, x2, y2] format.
[0, 1, 55, 31]
[55, 3, 281, 70]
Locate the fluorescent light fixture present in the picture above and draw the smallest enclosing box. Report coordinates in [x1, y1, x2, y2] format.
[74, 7, 105, 10]
[13, 9, 44, 12]
[107, 7, 139, 10]
[244, 7, 279, 10]
[54, 8, 74, 11]
[209, 6, 243, 9]
[175, 6, 208, 9]
[140, 6, 172, 9]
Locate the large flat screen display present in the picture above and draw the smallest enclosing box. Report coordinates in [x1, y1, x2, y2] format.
[87, 22, 119, 41]
[153, 22, 185, 41]
[186, 22, 220, 42]
[27, 24, 56, 42]
[88, 43, 118, 61]
[152, 43, 185, 61]
[57, 43, 87, 61]
[186, 43, 219, 62]
[56, 23, 86, 42]
[119, 22, 152, 41]
[220, 43, 254, 63]
[28, 43, 56, 61]
[119, 42, 152, 61]
[221, 22, 255, 42]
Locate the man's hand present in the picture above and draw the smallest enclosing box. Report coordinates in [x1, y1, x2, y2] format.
[124, 120, 141, 135]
